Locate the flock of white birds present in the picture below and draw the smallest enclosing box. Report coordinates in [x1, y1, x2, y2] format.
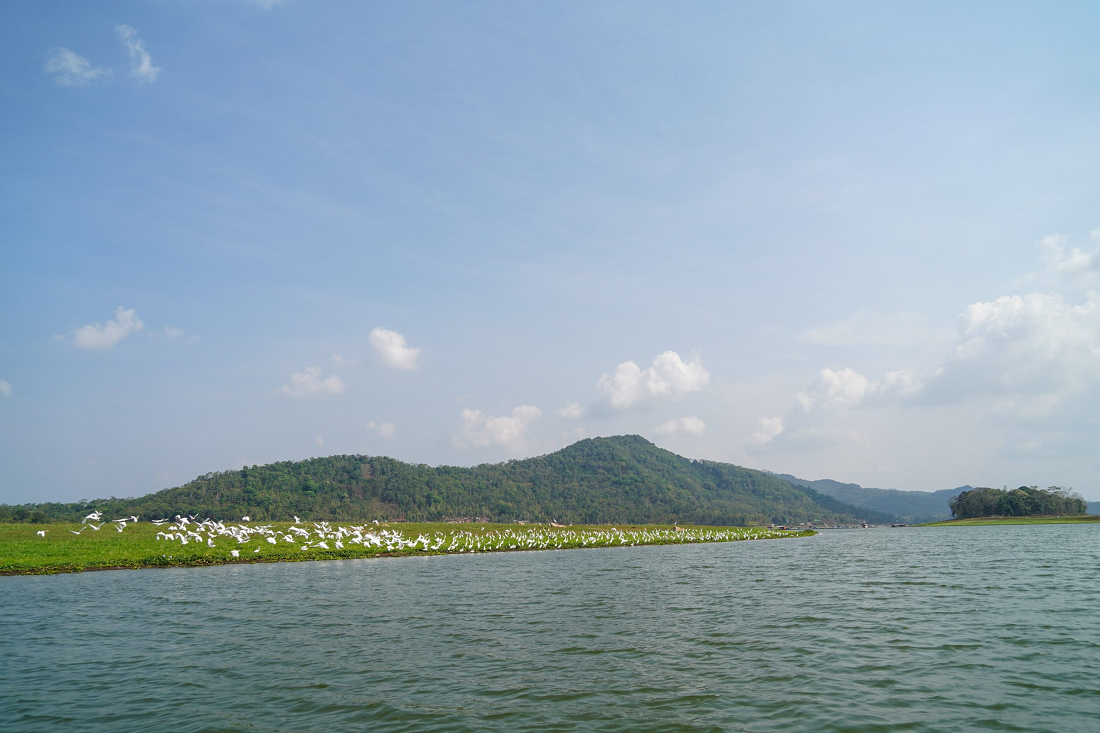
[51, 510, 795, 557]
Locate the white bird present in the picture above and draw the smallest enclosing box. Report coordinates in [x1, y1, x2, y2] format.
[69, 528, 85, 535]
[241, 516, 250, 522]
[207, 538, 215, 547]
[87, 523, 102, 531]
[266, 537, 277, 545]
[115, 522, 126, 532]
[36, 530, 46, 537]
[294, 516, 301, 523]
[83, 511, 102, 524]
[230, 550, 239, 557]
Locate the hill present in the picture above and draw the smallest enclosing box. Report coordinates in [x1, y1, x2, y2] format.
[6, 436, 894, 526]
[774, 474, 968, 524]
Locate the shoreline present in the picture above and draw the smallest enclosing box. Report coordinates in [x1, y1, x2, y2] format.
[0, 522, 815, 577]
[918, 515, 1100, 527]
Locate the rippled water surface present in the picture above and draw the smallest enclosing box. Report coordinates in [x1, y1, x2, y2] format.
[3, 526, 1100, 732]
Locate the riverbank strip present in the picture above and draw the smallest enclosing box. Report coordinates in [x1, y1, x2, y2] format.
[918, 515, 1100, 527]
[0, 521, 814, 576]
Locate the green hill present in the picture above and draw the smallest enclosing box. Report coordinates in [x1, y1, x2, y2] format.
[774, 474, 968, 523]
[7, 436, 896, 526]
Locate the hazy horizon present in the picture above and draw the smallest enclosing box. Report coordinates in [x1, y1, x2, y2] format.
[2, 1, 1099, 504]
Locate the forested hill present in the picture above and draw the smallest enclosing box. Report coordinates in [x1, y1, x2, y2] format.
[9, 436, 896, 526]
[775, 474, 969, 524]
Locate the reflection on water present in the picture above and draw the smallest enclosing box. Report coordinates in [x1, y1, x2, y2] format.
[2, 526, 1099, 732]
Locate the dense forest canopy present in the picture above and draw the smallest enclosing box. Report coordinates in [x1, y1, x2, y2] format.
[949, 486, 1087, 519]
[1, 435, 894, 526]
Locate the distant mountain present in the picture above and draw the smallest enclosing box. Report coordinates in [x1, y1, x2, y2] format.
[774, 474, 969, 524]
[11, 436, 895, 526]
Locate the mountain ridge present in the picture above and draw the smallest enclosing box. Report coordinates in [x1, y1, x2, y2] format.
[6, 435, 897, 526]
[773, 473, 969, 523]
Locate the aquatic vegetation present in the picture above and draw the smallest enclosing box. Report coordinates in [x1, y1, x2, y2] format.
[0, 516, 813, 575]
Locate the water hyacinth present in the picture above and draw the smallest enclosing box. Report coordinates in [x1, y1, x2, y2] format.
[147, 516, 802, 554]
[7, 514, 811, 575]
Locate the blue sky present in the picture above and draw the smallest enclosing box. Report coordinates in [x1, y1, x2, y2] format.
[2, 1, 1099, 503]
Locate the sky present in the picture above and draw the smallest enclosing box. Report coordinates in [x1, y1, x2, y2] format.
[1, 1, 1099, 504]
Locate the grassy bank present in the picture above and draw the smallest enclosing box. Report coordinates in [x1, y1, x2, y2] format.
[919, 515, 1100, 527]
[0, 521, 813, 576]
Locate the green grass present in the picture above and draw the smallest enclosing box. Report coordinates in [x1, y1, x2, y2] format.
[0, 522, 814, 576]
[918, 515, 1100, 527]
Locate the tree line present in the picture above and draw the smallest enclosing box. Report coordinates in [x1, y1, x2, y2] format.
[948, 486, 1087, 519]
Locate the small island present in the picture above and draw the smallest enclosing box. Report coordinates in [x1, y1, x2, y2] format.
[921, 485, 1096, 526]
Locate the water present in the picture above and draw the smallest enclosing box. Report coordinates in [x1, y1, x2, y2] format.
[2, 526, 1099, 732]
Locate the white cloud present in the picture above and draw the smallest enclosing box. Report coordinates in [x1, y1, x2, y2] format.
[654, 416, 706, 437]
[927, 291, 1100, 404]
[556, 401, 584, 419]
[457, 405, 542, 450]
[115, 25, 160, 83]
[44, 48, 109, 87]
[796, 367, 872, 411]
[369, 327, 422, 370]
[1039, 234, 1098, 277]
[367, 421, 396, 439]
[796, 366, 924, 411]
[315, 435, 325, 447]
[750, 416, 783, 445]
[162, 326, 185, 339]
[598, 351, 709, 409]
[70, 306, 144, 350]
[0, 380, 11, 398]
[764, 290, 1100, 455]
[275, 366, 345, 398]
[331, 353, 358, 366]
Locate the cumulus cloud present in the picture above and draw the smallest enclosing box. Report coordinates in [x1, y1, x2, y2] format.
[115, 25, 160, 83]
[315, 435, 325, 447]
[556, 401, 584, 419]
[926, 291, 1100, 404]
[369, 327, 422, 370]
[69, 306, 144, 349]
[750, 416, 784, 445]
[760, 289, 1100, 452]
[367, 421, 396, 439]
[796, 367, 924, 411]
[0, 380, 11, 398]
[653, 416, 706, 437]
[44, 48, 109, 86]
[275, 367, 345, 398]
[796, 368, 871, 411]
[331, 353, 358, 366]
[457, 405, 542, 450]
[598, 351, 709, 409]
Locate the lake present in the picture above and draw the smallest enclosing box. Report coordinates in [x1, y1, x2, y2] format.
[2, 525, 1098, 731]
